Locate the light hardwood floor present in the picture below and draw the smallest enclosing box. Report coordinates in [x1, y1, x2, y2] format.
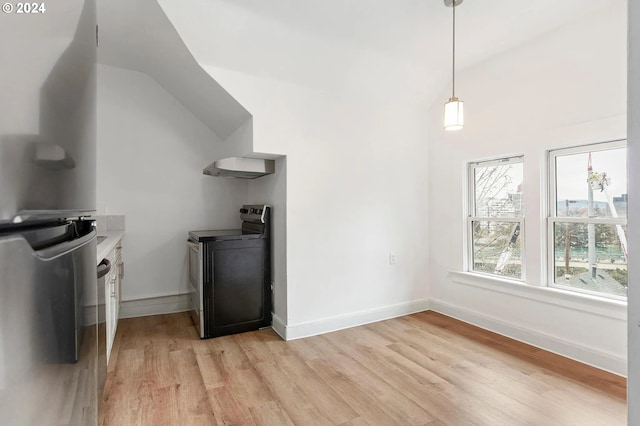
[100, 311, 626, 425]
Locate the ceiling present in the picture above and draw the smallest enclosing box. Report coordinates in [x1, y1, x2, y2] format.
[98, 0, 621, 109]
[181, 0, 615, 65]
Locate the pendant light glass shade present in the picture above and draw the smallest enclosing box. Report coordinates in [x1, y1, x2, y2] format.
[444, 0, 463, 131]
[444, 96, 464, 131]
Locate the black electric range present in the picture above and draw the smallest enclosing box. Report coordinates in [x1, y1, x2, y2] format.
[187, 205, 271, 338]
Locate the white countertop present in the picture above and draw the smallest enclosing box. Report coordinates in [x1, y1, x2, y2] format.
[96, 231, 124, 265]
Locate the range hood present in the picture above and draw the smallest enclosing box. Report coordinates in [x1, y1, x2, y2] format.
[203, 157, 275, 179]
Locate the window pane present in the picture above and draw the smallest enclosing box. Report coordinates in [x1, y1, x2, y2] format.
[555, 148, 627, 218]
[474, 162, 523, 217]
[472, 221, 522, 279]
[553, 222, 627, 297]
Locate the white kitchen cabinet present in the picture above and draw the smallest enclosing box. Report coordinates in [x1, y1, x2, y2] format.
[103, 239, 123, 363]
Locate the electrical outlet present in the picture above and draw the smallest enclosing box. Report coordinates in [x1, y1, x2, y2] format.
[389, 252, 396, 265]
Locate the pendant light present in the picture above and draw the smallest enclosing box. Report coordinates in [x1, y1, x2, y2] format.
[444, 0, 464, 131]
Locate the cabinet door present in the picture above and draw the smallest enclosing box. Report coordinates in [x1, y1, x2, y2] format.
[115, 271, 120, 321]
[102, 241, 123, 365]
[115, 248, 122, 321]
[105, 272, 113, 362]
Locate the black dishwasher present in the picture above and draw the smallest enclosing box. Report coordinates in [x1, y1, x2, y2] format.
[188, 205, 271, 338]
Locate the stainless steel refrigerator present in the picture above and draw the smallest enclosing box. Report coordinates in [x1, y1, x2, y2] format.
[0, 1, 98, 424]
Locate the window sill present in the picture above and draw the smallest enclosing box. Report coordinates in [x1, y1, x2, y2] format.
[449, 271, 627, 321]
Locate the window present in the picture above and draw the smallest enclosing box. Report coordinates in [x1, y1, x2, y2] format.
[548, 141, 627, 299]
[468, 156, 524, 280]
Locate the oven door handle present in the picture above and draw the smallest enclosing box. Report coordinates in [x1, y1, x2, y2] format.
[97, 258, 112, 279]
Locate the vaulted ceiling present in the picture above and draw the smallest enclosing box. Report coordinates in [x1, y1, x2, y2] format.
[98, 0, 622, 123]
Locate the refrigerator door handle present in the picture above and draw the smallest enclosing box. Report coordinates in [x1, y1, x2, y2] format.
[36, 229, 96, 261]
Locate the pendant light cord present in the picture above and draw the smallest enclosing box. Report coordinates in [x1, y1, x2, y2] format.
[452, 0, 456, 98]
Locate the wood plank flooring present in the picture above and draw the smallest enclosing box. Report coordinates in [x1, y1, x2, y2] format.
[100, 311, 626, 425]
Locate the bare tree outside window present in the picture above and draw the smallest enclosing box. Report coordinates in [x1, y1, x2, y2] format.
[469, 157, 524, 279]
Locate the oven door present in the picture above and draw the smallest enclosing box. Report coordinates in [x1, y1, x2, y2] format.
[187, 240, 204, 338]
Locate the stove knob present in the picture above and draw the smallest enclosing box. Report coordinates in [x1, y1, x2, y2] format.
[240, 208, 249, 214]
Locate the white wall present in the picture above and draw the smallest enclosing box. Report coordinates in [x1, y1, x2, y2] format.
[147, 0, 433, 337]
[628, 1, 639, 422]
[97, 64, 248, 302]
[202, 67, 431, 338]
[248, 157, 287, 332]
[99, 0, 436, 335]
[428, 4, 627, 374]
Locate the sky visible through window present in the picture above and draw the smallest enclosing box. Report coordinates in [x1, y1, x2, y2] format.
[552, 145, 627, 297]
[556, 148, 627, 209]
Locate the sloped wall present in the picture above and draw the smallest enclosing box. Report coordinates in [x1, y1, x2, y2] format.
[97, 0, 252, 142]
[97, 64, 249, 303]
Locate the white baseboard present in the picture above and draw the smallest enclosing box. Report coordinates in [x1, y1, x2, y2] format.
[119, 294, 192, 319]
[271, 313, 287, 339]
[113, 294, 625, 376]
[116, 297, 430, 341]
[280, 299, 431, 341]
[429, 299, 627, 377]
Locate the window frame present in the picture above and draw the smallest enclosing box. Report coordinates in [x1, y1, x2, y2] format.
[547, 139, 627, 300]
[467, 155, 525, 281]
